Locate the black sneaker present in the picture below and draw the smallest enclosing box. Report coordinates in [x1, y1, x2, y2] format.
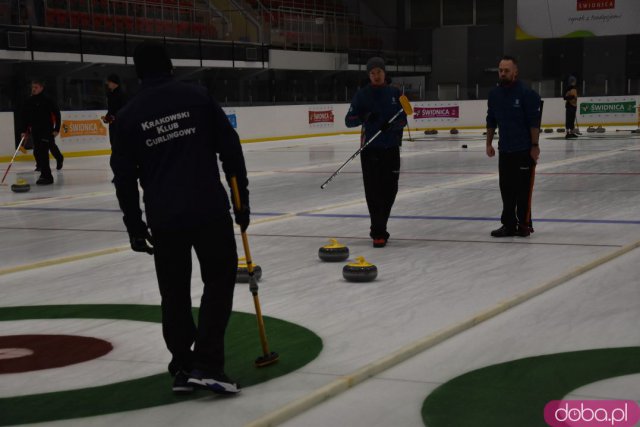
[490, 225, 515, 237]
[172, 370, 194, 394]
[56, 156, 64, 170]
[187, 370, 240, 394]
[515, 226, 531, 237]
[36, 176, 54, 185]
[565, 133, 578, 139]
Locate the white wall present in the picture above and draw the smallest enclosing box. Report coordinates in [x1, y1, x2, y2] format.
[2, 96, 638, 159]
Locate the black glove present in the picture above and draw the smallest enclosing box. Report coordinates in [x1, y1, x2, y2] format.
[234, 206, 250, 232]
[379, 120, 391, 132]
[130, 230, 154, 255]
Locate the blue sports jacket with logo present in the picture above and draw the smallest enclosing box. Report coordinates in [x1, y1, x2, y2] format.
[345, 83, 407, 149]
[486, 80, 541, 153]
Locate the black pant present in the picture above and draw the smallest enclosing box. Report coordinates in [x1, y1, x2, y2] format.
[33, 133, 62, 177]
[361, 146, 400, 239]
[565, 105, 577, 131]
[498, 150, 534, 230]
[151, 215, 237, 375]
[108, 123, 116, 147]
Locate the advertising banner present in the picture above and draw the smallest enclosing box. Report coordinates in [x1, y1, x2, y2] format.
[413, 102, 460, 123]
[59, 112, 108, 143]
[578, 97, 637, 119]
[225, 108, 238, 129]
[516, 0, 640, 39]
[308, 106, 335, 128]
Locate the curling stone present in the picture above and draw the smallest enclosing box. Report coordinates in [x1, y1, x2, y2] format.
[450, 128, 459, 135]
[10, 178, 30, 193]
[461, 144, 468, 149]
[236, 257, 262, 283]
[543, 128, 553, 133]
[587, 126, 596, 133]
[342, 256, 377, 282]
[424, 129, 438, 135]
[318, 238, 349, 262]
[596, 126, 606, 133]
[556, 128, 565, 133]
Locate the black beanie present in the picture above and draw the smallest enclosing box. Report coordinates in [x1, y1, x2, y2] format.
[134, 41, 173, 79]
[366, 56, 385, 72]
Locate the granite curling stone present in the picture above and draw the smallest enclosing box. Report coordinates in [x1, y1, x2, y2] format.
[319, 238, 349, 262]
[11, 178, 30, 193]
[343, 256, 377, 282]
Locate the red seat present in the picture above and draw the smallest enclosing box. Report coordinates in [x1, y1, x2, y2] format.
[161, 20, 177, 37]
[45, 9, 57, 27]
[114, 15, 134, 33]
[54, 9, 69, 28]
[177, 21, 191, 37]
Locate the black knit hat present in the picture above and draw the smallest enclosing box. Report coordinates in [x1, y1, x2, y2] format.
[134, 41, 173, 79]
[366, 56, 385, 72]
[106, 73, 120, 85]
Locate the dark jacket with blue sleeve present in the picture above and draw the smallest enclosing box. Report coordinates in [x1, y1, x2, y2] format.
[486, 80, 541, 153]
[110, 75, 248, 237]
[345, 83, 406, 149]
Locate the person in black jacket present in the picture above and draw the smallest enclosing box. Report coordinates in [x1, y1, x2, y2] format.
[20, 79, 64, 184]
[486, 55, 541, 238]
[563, 75, 578, 139]
[102, 73, 128, 147]
[110, 41, 249, 395]
[345, 57, 407, 248]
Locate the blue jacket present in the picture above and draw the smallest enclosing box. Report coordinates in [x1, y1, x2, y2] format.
[110, 75, 248, 235]
[486, 80, 541, 153]
[345, 83, 406, 149]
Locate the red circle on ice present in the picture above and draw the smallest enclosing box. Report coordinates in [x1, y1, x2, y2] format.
[0, 335, 113, 374]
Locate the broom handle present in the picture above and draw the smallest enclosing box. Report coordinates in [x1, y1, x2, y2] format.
[1, 135, 26, 185]
[229, 175, 271, 355]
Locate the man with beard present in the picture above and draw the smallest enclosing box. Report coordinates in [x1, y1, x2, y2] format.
[485, 55, 541, 238]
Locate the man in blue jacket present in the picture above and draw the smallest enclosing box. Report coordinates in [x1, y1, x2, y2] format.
[486, 55, 541, 237]
[345, 57, 407, 247]
[110, 41, 249, 395]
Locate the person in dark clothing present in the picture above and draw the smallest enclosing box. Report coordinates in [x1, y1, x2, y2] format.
[110, 41, 249, 395]
[345, 57, 407, 248]
[20, 79, 64, 185]
[102, 73, 128, 147]
[564, 75, 578, 139]
[486, 55, 541, 238]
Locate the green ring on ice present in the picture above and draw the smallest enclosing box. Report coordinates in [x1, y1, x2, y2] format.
[0, 304, 323, 426]
[422, 347, 640, 426]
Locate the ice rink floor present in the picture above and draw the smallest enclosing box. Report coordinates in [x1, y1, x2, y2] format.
[1, 129, 639, 426]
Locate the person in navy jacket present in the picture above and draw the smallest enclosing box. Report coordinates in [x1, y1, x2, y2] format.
[110, 41, 248, 395]
[345, 57, 407, 247]
[486, 55, 541, 237]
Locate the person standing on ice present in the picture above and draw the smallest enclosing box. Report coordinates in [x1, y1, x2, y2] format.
[563, 75, 579, 139]
[110, 41, 249, 395]
[19, 79, 64, 185]
[486, 55, 541, 238]
[345, 56, 407, 248]
[102, 73, 128, 148]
